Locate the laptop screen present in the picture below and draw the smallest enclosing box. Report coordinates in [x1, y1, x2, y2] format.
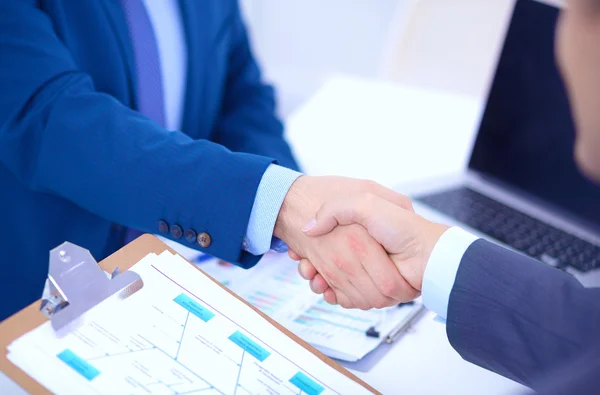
[468, 0, 600, 229]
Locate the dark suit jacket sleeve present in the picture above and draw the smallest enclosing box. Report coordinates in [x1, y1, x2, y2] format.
[212, 0, 299, 171]
[0, 1, 273, 268]
[536, 341, 600, 395]
[446, 239, 600, 390]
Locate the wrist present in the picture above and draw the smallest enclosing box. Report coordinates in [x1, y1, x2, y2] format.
[415, 220, 451, 290]
[274, 175, 315, 246]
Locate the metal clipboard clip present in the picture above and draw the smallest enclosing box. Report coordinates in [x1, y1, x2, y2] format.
[40, 242, 144, 333]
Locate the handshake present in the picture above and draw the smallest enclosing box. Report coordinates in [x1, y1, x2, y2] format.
[273, 175, 449, 310]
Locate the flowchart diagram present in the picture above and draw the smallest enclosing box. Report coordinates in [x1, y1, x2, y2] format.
[8, 252, 371, 395]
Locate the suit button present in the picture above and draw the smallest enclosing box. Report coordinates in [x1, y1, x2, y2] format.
[157, 220, 169, 235]
[171, 224, 183, 239]
[184, 229, 197, 243]
[197, 232, 212, 248]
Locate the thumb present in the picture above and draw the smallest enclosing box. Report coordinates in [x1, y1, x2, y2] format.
[301, 214, 339, 237]
[302, 197, 369, 237]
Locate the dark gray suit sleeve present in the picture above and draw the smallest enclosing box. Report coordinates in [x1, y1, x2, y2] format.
[536, 341, 600, 395]
[446, 239, 600, 390]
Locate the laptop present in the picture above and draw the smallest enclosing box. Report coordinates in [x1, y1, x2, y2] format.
[406, 0, 600, 287]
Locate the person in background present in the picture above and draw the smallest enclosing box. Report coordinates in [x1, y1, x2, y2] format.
[294, 0, 600, 393]
[0, 0, 418, 321]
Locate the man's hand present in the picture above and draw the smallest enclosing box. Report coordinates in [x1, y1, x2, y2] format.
[296, 193, 449, 305]
[274, 176, 418, 309]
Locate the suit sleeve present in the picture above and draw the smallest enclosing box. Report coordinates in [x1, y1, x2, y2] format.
[535, 341, 600, 395]
[446, 239, 600, 390]
[0, 1, 273, 267]
[212, 0, 299, 171]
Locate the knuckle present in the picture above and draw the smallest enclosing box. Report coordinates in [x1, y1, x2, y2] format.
[321, 267, 339, 287]
[331, 255, 347, 271]
[324, 291, 337, 305]
[344, 233, 367, 258]
[373, 297, 391, 309]
[354, 296, 371, 310]
[378, 277, 401, 298]
[331, 254, 359, 277]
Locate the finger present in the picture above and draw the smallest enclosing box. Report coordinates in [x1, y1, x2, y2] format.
[320, 229, 376, 310]
[341, 225, 402, 308]
[304, 195, 378, 237]
[367, 182, 414, 212]
[344, 248, 397, 309]
[348, 266, 398, 309]
[309, 274, 329, 294]
[288, 249, 302, 261]
[312, 252, 367, 309]
[303, 198, 365, 237]
[298, 259, 318, 280]
[334, 290, 357, 309]
[323, 289, 338, 305]
[325, 278, 366, 309]
[217, 260, 233, 267]
[309, 222, 417, 306]
[305, 196, 412, 255]
[358, 230, 420, 303]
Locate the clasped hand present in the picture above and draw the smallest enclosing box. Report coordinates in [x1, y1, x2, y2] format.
[274, 176, 448, 310]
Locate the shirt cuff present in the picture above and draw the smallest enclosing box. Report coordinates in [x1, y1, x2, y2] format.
[243, 164, 303, 255]
[422, 227, 479, 320]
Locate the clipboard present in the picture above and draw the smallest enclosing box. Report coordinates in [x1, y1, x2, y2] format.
[338, 304, 426, 372]
[0, 234, 380, 394]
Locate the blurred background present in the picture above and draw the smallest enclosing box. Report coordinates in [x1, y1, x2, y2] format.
[237, 0, 516, 187]
[239, 0, 513, 116]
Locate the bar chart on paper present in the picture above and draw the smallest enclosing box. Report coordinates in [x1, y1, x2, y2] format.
[201, 253, 423, 362]
[294, 299, 377, 337]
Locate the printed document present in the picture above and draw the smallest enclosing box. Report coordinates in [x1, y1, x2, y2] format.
[192, 252, 423, 362]
[7, 251, 372, 395]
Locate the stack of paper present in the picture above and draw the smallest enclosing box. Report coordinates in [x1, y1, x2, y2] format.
[7, 251, 372, 395]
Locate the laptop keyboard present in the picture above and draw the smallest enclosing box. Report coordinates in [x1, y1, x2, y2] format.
[416, 187, 600, 272]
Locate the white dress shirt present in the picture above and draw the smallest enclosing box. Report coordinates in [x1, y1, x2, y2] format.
[422, 227, 480, 319]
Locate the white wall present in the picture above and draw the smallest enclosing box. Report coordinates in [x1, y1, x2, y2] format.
[240, 0, 523, 115]
[382, 0, 515, 100]
[240, 0, 410, 116]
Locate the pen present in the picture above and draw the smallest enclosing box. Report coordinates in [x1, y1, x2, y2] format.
[384, 304, 426, 344]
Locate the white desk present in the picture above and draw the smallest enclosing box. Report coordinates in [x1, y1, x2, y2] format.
[285, 76, 527, 394]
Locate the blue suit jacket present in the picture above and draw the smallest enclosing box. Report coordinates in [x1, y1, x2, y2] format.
[0, 0, 298, 320]
[447, 240, 600, 393]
